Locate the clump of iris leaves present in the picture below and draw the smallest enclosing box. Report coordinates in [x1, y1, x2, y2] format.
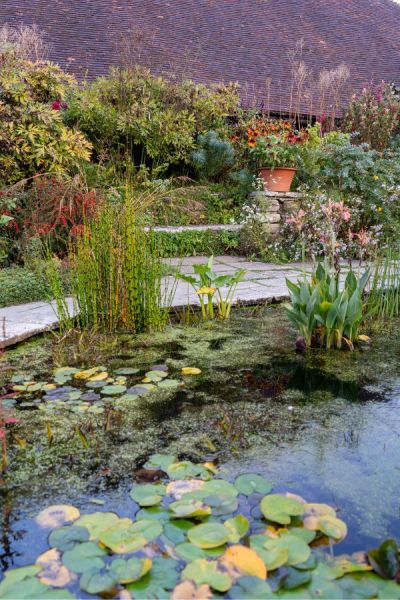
[0, 454, 399, 599]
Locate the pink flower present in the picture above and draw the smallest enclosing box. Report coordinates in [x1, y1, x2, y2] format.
[51, 100, 62, 110]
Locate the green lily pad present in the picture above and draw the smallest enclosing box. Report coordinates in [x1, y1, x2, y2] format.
[163, 519, 194, 544]
[130, 483, 166, 507]
[188, 523, 230, 549]
[174, 542, 224, 562]
[99, 518, 162, 553]
[264, 534, 311, 566]
[235, 473, 273, 496]
[126, 384, 156, 395]
[79, 570, 117, 594]
[109, 557, 152, 584]
[100, 384, 127, 396]
[126, 557, 179, 597]
[48, 525, 90, 551]
[136, 506, 171, 521]
[144, 454, 176, 470]
[74, 512, 119, 539]
[230, 576, 274, 599]
[62, 541, 106, 573]
[224, 515, 249, 543]
[182, 559, 232, 592]
[368, 539, 400, 580]
[260, 494, 305, 525]
[0, 577, 50, 599]
[114, 368, 139, 375]
[169, 499, 211, 518]
[158, 379, 181, 389]
[167, 461, 211, 481]
[85, 380, 107, 389]
[0, 566, 41, 597]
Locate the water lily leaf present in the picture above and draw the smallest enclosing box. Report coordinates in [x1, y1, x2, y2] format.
[114, 367, 140, 375]
[235, 473, 273, 496]
[109, 557, 152, 584]
[144, 454, 176, 470]
[147, 370, 169, 379]
[126, 384, 156, 395]
[98, 518, 146, 553]
[136, 506, 171, 521]
[36, 505, 80, 529]
[74, 512, 119, 539]
[230, 576, 274, 599]
[85, 380, 107, 389]
[88, 372, 108, 381]
[174, 542, 216, 562]
[163, 520, 194, 544]
[181, 367, 202, 375]
[36, 548, 76, 587]
[48, 525, 90, 551]
[169, 499, 211, 518]
[171, 580, 212, 600]
[167, 479, 205, 499]
[202, 479, 238, 498]
[188, 523, 230, 549]
[74, 368, 98, 380]
[62, 542, 106, 573]
[224, 515, 249, 543]
[304, 503, 336, 518]
[130, 483, 166, 506]
[100, 384, 127, 395]
[204, 493, 238, 516]
[0, 577, 50, 599]
[283, 566, 312, 590]
[0, 566, 41, 597]
[304, 514, 347, 541]
[126, 557, 179, 597]
[288, 527, 316, 544]
[167, 461, 211, 481]
[368, 539, 400, 580]
[158, 379, 181, 389]
[220, 545, 267, 580]
[260, 494, 305, 525]
[79, 570, 117, 594]
[182, 559, 232, 592]
[264, 534, 311, 566]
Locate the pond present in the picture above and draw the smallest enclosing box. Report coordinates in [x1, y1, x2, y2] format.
[0, 305, 399, 578]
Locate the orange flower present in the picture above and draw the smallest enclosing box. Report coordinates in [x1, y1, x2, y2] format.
[248, 140, 257, 147]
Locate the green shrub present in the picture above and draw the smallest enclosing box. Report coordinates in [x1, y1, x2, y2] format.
[0, 266, 50, 307]
[0, 53, 91, 185]
[155, 229, 240, 258]
[64, 67, 239, 175]
[190, 130, 235, 180]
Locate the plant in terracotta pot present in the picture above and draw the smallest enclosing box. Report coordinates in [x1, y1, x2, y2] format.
[249, 129, 308, 192]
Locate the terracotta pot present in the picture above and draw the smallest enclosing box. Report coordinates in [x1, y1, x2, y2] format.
[259, 167, 296, 192]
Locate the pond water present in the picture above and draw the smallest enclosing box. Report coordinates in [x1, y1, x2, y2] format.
[1, 305, 400, 575]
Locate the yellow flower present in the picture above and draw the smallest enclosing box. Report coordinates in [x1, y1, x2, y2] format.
[377, 207, 383, 212]
[373, 175, 380, 180]
[197, 287, 216, 295]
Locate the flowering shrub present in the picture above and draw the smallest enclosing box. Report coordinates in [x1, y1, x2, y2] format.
[345, 82, 400, 151]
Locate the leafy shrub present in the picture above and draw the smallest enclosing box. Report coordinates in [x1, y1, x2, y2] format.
[155, 229, 240, 258]
[64, 67, 239, 175]
[0, 266, 50, 307]
[190, 130, 235, 180]
[0, 53, 91, 185]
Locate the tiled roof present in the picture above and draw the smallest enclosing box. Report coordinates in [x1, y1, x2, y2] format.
[2, 0, 400, 114]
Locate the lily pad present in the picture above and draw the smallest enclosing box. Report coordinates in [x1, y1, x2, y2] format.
[36, 505, 80, 529]
[109, 557, 152, 584]
[74, 512, 119, 539]
[260, 494, 305, 525]
[99, 518, 162, 553]
[114, 367, 140, 375]
[62, 541, 106, 573]
[181, 367, 202, 375]
[182, 559, 232, 592]
[79, 570, 117, 594]
[188, 523, 230, 549]
[48, 525, 90, 551]
[264, 533, 311, 566]
[235, 473, 273, 496]
[126, 557, 179, 597]
[220, 544, 267, 579]
[224, 515, 249, 543]
[130, 483, 166, 506]
[145, 453, 176, 470]
[158, 379, 181, 389]
[100, 384, 127, 395]
[230, 576, 274, 599]
[169, 499, 211, 518]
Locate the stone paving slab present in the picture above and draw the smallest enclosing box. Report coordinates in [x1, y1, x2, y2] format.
[0, 256, 356, 348]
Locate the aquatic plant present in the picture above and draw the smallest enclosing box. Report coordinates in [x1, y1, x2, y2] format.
[284, 262, 369, 350]
[0, 406, 18, 472]
[175, 256, 246, 320]
[365, 246, 400, 322]
[45, 189, 175, 333]
[0, 454, 399, 598]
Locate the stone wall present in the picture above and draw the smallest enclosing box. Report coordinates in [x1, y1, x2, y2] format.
[248, 191, 302, 237]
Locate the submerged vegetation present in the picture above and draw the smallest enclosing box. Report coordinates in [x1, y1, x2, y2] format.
[1, 454, 400, 599]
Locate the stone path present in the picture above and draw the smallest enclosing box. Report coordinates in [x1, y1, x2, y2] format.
[0, 256, 314, 348]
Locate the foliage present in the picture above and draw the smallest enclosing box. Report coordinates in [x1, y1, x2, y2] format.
[174, 256, 246, 319]
[345, 82, 400, 151]
[365, 246, 400, 322]
[284, 262, 369, 350]
[190, 130, 235, 180]
[63, 67, 239, 175]
[155, 229, 240, 258]
[0, 265, 52, 307]
[249, 130, 308, 169]
[0, 53, 91, 185]
[45, 191, 171, 333]
[1, 453, 399, 598]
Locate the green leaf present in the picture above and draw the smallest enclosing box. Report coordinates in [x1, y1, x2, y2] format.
[224, 515, 249, 543]
[130, 483, 166, 507]
[144, 454, 176, 470]
[182, 559, 232, 592]
[187, 523, 230, 549]
[126, 557, 179, 597]
[48, 525, 90, 551]
[62, 541, 106, 573]
[264, 534, 311, 566]
[79, 570, 117, 594]
[368, 539, 400, 580]
[100, 384, 127, 395]
[108, 557, 152, 584]
[260, 494, 305, 525]
[230, 576, 274, 599]
[235, 473, 273, 496]
[74, 512, 119, 539]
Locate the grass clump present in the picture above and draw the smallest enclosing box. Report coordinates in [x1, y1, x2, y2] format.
[0, 266, 50, 307]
